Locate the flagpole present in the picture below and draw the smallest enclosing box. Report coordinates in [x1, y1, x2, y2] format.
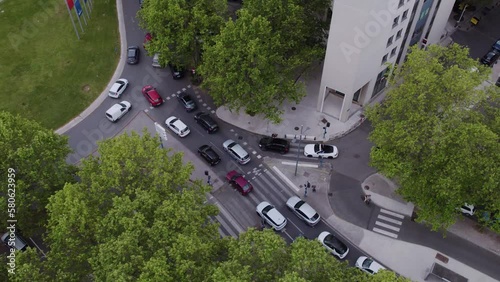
[86, 0, 92, 13]
[65, 0, 80, 40]
[74, 9, 84, 32]
[84, 0, 91, 18]
[87, 0, 93, 11]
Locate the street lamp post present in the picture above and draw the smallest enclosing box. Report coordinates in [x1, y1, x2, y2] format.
[294, 125, 304, 176]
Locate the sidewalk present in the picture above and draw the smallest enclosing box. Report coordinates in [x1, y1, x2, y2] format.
[265, 158, 497, 282]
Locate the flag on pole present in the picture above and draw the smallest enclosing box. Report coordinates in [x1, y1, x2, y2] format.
[66, 0, 74, 10]
[75, 0, 83, 17]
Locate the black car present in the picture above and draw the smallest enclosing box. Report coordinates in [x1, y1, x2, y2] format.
[480, 49, 500, 66]
[169, 64, 185, 79]
[194, 112, 219, 133]
[258, 137, 290, 154]
[177, 92, 197, 112]
[198, 145, 221, 166]
[127, 46, 140, 65]
[496, 76, 500, 87]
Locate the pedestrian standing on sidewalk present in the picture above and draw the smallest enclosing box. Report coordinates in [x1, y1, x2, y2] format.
[304, 186, 308, 197]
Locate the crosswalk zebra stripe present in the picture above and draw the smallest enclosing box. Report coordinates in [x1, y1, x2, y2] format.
[215, 214, 238, 238]
[377, 215, 403, 225]
[375, 221, 401, 232]
[380, 209, 405, 219]
[252, 173, 289, 203]
[214, 201, 244, 234]
[272, 166, 300, 192]
[262, 169, 295, 200]
[373, 227, 398, 238]
[251, 177, 283, 207]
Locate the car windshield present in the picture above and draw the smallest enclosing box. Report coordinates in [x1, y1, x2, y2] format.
[119, 102, 127, 107]
[242, 183, 251, 192]
[362, 258, 373, 269]
[262, 205, 273, 213]
[227, 142, 236, 148]
[325, 235, 346, 252]
[323, 145, 334, 153]
[128, 49, 136, 57]
[295, 200, 305, 209]
[170, 118, 178, 124]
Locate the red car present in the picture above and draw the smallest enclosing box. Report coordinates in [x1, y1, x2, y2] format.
[226, 170, 253, 195]
[143, 33, 153, 49]
[141, 85, 163, 107]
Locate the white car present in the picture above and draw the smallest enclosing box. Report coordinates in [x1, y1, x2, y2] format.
[460, 203, 475, 216]
[108, 78, 129, 98]
[355, 256, 385, 275]
[286, 196, 320, 226]
[165, 116, 190, 137]
[317, 231, 349, 259]
[256, 201, 287, 231]
[304, 144, 338, 159]
[105, 101, 132, 122]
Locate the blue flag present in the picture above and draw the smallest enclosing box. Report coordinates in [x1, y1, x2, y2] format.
[75, 0, 83, 16]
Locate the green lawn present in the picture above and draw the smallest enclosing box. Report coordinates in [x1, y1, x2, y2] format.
[0, 0, 119, 129]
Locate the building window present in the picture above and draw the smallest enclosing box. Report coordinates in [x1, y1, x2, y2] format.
[387, 36, 394, 47]
[396, 29, 403, 39]
[391, 47, 397, 57]
[399, 0, 405, 8]
[381, 54, 388, 64]
[402, 9, 409, 20]
[393, 16, 399, 28]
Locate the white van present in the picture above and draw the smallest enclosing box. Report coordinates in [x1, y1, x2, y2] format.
[2, 232, 28, 251]
[105, 101, 132, 122]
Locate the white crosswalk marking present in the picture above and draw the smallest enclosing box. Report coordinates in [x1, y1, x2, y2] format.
[372, 208, 405, 239]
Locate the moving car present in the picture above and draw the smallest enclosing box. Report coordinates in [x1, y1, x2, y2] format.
[317, 231, 349, 259]
[127, 46, 140, 65]
[169, 64, 184, 79]
[480, 49, 500, 66]
[105, 101, 132, 122]
[222, 139, 251, 165]
[108, 78, 129, 98]
[256, 201, 287, 231]
[165, 116, 190, 137]
[226, 170, 253, 195]
[198, 145, 221, 166]
[1, 232, 28, 252]
[194, 112, 219, 133]
[258, 137, 290, 154]
[286, 196, 320, 226]
[177, 91, 197, 112]
[304, 144, 338, 159]
[492, 38, 500, 52]
[142, 85, 163, 107]
[355, 256, 386, 275]
[460, 203, 475, 216]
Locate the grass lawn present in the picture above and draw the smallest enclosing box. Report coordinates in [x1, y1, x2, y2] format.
[0, 0, 119, 129]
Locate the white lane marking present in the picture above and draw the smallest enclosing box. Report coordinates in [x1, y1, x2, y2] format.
[207, 107, 211, 110]
[203, 103, 207, 107]
[281, 161, 318, 168]
[215, 214, 238, 238]
[252, 151, 257, 155]
[282, 230, 294, 241]
[257, 155, 262, 159]
[286, 217, 304, 234]
[211, 110, 216, 114]
[375, 221, 401, 232]
[243, 142, 248, 145]
[377, 215, 403, 225]
[380, 209, 405, 219]
[214, 202, 244, 233]
[272, 166, 300, 192]
[373, 227, 398, 238]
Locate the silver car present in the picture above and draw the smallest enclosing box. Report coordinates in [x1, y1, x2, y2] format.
[256, 201, 287, 231]
[286, 196, 320, 226]
[222, 139, 250, 165]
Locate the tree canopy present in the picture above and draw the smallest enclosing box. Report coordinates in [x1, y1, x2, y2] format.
[199, 0, 330, 123]
[0, 111, 76, 236]
[366, 44, 500, 231]
[138, 0, 228, 68]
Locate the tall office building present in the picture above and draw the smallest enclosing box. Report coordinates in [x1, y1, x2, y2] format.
[317, 0, 455, 122]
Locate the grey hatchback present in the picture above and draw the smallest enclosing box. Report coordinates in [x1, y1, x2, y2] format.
[177, 92, 197, 112]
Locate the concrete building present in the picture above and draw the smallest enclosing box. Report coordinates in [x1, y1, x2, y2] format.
[317, 0, 455, 122]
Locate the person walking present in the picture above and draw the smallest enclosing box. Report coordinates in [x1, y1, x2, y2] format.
[363, 194, 371, 205]
[304, 186, 308, 197]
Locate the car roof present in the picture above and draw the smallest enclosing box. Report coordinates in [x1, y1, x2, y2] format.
[298, 202, 317, 218]
[234, 175, 248, 187]
[169, 117, 187, 129]
[266, 208, 285, 225]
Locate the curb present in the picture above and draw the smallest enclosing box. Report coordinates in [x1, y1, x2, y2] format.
[55, 0, 127, 135]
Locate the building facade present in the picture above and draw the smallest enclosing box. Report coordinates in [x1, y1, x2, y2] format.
[317, 0, 455, 122]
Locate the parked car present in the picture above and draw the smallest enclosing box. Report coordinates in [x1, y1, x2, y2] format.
[317, 231, 349, 259]
[127, 46, 140, 65]
[256, 201, 287, 231]
[304, 144, 338, 159]
[286, 196, 320, 226]
[1, 232, 28, 252]
[258, 137, 290, 154]
[108, 78, 129, 98]
[496, 76, 500, 87]
[152, 53, 163, 68]
[198, 145, 221, 166]
[355, 256, 386, 275]
[460, 203, 475, 216]
[492, 38, 500, 52]
[105, 101, 131, 122]
[226, 170, 253, 195]
[142, 85, 163, 107]
[177, 91, 197, 112]
[169, 64, 184, 79]
[480, 49, 500, 66]
[143, 32, 152, 48]
[194, 112, 219, 133]
[222, 139, 251, 165]
[165, 116, 190, 137]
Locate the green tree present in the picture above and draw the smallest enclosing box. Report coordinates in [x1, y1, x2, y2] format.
[0, 111, 76, 236]
[366, 44, 500, 231]
[41, 130, 221, 281]
[6, 248, 50, 282]
[138, 0, 227, 68]
[200, 0, 329, 123]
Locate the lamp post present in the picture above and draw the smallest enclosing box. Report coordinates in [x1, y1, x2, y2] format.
[294, 125, 303, 176]
[456, 4, 468, 27]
